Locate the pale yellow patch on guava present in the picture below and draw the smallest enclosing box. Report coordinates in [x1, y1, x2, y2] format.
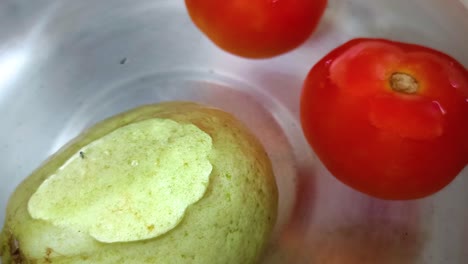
[27, 118, 213, 243]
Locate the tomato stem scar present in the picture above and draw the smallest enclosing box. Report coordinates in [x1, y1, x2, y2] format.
[390, 72, 419, 94]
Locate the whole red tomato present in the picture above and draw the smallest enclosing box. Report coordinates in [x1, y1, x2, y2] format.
[185, 0, 327, 59]
[301, 38, 468, 200]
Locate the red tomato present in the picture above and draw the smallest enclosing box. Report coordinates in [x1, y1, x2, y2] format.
[185, 0, 327, 59]
[301, 38, 468, 200]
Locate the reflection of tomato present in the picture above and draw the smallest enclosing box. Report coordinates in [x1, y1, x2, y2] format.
[185, 0, 327, 59]
[301, 38, 468, 200]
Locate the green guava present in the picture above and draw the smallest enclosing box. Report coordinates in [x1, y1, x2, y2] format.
[0, 102, 278, 264]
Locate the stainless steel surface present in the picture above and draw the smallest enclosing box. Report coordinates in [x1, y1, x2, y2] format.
[0, 0, 467, 263]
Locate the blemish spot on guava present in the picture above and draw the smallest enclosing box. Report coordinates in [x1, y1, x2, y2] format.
[44, 248, 53, 263]
[27, 118, 213, 243]
[9, 235, 23, 264]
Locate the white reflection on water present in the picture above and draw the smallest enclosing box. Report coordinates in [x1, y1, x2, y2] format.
[0, 46, 29, 89]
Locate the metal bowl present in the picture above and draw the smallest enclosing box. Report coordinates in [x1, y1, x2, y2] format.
[1, 0, 467, 263]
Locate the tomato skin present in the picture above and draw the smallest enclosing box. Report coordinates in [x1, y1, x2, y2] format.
[301, 38, 468, 200]
[185, 0, 327, 59]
